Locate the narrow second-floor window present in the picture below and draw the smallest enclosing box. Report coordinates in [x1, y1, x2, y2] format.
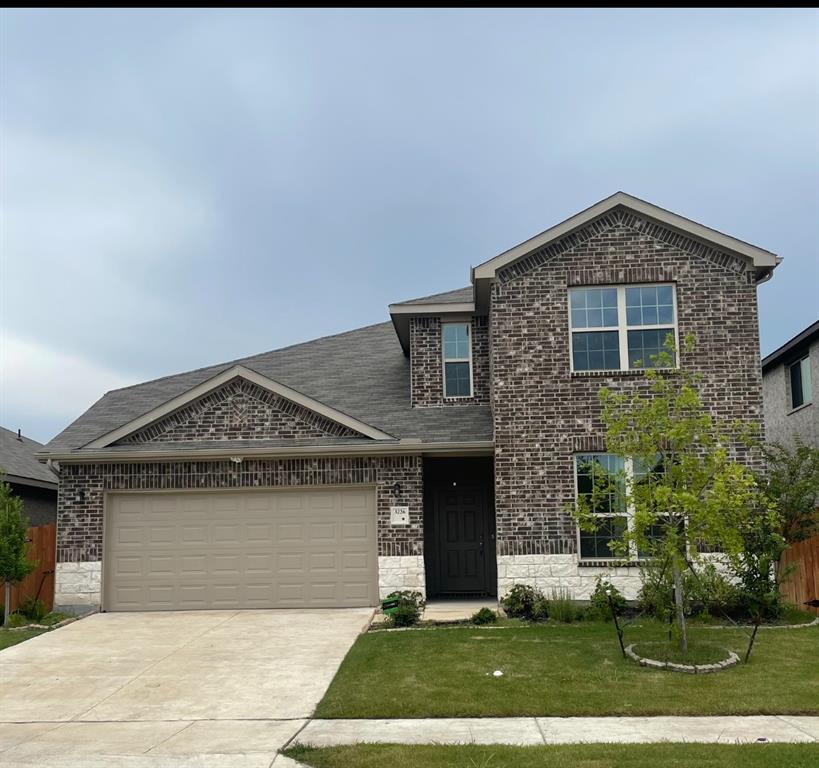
[442, 322, 472, 398]
[569, 284, 678, 372]
[790, 355, 812, 409]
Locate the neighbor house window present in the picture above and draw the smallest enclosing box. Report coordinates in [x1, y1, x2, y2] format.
[442, 322, 472, 397]
[570, 285, 677, 372]
[575, 453, 667, 560]
[789, 355, 812, 409]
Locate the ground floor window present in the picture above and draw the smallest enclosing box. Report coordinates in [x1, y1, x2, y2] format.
[575, 452, 667, 560]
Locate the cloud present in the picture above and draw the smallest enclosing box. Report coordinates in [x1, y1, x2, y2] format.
[0, 330, 135, 443]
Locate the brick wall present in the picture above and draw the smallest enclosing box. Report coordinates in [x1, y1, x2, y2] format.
[491, 209, 764, 557]
[410, 315, 490, 407]
[117, 378, 360, 443]
[57, 455, 423, 564]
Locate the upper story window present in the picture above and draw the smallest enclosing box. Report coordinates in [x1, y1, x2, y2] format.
[789, 354, 812, 410]
[442, 322, 472, 398]
[569, 284, 678, 372]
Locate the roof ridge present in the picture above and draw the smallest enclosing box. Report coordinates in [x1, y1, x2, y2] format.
[102, 320, 393, 396]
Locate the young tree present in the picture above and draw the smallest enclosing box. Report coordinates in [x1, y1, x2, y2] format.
[573, 338, 778, 653]
[0, 473, 35, 625]
[759, 438, 819, 544]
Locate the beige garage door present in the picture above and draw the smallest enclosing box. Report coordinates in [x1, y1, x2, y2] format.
[104, 488, 377, 611]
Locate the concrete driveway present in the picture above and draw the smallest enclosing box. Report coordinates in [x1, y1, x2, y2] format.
[0, 609, 372, 767]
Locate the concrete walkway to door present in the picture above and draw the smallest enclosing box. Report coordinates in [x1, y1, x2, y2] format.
[0, 609, 372, 767]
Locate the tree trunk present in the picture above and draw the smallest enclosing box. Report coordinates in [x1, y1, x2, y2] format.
[672, 561, 688, 654]
[3, 582, 10, 625]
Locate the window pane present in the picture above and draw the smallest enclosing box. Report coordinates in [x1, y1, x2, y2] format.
[444, 361, 471, 397]
[443, 324, 470, 359]
[579, 516, 628, 558]
[627, 329, 675, 369]
[790, 356, 811, 408]
[575, 454, 625, 516]
[625, 284, 675, 327]
[569, 288, 618, 329]
[572, 331, 620, 370]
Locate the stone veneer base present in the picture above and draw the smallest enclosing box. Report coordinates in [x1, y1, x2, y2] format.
[497, 554, 642, 600]
[377, 555, 426, 599]
[55, 561, 102, 608]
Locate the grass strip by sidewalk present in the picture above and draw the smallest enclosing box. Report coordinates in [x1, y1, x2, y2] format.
[286, 743, 819, 768]
[0, 628, 46, 651]
[316, 620, 819, 718]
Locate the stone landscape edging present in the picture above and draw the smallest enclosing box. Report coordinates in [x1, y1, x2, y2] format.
[625, 643, 739, 674]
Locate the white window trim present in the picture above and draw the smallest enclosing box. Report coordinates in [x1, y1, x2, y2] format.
[568, 284, 679, 373]
[573, 454, 642, 561]
[442, 320, 473, 399]
[788, 354, 813, 411]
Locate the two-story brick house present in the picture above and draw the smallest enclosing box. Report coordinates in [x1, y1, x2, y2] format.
[39, 192, 779, 611]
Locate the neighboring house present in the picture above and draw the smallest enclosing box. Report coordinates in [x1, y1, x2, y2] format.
[762, 320, 819, 448]
[37, 192, 780, 611]
[0, 426, 58, 527]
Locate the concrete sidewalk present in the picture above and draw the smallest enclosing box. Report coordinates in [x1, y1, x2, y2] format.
[297, 715, 819, 746]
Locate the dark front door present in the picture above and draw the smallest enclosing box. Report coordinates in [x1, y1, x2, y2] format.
[436, 486, 490, 595]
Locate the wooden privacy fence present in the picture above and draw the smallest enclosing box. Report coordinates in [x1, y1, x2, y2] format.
[780, 533, 819, 616]
[6, 523, 56, 614]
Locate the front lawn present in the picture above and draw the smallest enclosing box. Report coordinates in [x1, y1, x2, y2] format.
[286, 743, 819, 768]
[315, 620, 819, 718]
[0, 628, 46, 651]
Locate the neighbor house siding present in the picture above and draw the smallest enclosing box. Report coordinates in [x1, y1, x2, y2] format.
[763, 338, 819, 449]
[410, 315, 490, 407]
[490, 211, 763, 596]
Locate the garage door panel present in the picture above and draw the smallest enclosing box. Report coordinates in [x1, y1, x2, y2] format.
[105, 489, 376, 611]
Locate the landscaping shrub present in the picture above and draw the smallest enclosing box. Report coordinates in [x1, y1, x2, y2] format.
[587, 578, 627, 622]
[386, 591, 426, 627]
[471, 607, 498, 625]
[5, 613, 28, 628]
[17, 596, 47, 623]
[548, 587, 579, 623]
[501, 584, 549, 622]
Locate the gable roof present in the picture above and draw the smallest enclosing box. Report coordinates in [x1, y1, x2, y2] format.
[0, 427, 58, 488]
[86, 365, 394, 447]
[40, 322, 492, 459]
[762, 320, 819, 373]
[473, 191, 780, 283]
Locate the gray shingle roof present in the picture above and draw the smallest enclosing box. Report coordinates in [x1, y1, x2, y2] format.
[390, 286, 473, 306]
[0, 427, 58, 485]
[42, 322, 492, 455]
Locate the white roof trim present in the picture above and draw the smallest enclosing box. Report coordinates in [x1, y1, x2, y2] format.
[472, 191, 780, 280]
[388, 301, 475, 315]
[84, 365, 394, 448]
[38, 440, 495, 463]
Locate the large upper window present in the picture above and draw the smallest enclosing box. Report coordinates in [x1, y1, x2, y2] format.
[570, 284, 677, 372]
[442, 322, 472, 398]
[789, 355, 812, 409]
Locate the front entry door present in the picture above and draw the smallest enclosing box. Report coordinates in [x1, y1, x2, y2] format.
[436, 486, 490, 595]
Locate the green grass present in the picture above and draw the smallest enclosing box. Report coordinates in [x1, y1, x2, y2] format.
[286, 743, 819, 768]
[0, 628, 46, 651]
[631, 640, 729, 665]
[315, 620, 819, 718]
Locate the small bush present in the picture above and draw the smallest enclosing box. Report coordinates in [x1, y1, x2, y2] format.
[501, 584, 549, 622]
[17, 597, 47, 623]
[471, 607, 498, 625]
[588, 578, 627, 622]
[548, 587, 578, 623]
[5, 613, 29, 628]
[385, 591, 426, 627]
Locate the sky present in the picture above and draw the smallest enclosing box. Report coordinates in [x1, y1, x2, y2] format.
[1, 8, 818, 444]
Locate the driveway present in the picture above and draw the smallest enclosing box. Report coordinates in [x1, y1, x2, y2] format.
[0, 609, 372, 767]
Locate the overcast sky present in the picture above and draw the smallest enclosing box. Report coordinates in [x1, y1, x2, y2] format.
[1, 8, 818, 444]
